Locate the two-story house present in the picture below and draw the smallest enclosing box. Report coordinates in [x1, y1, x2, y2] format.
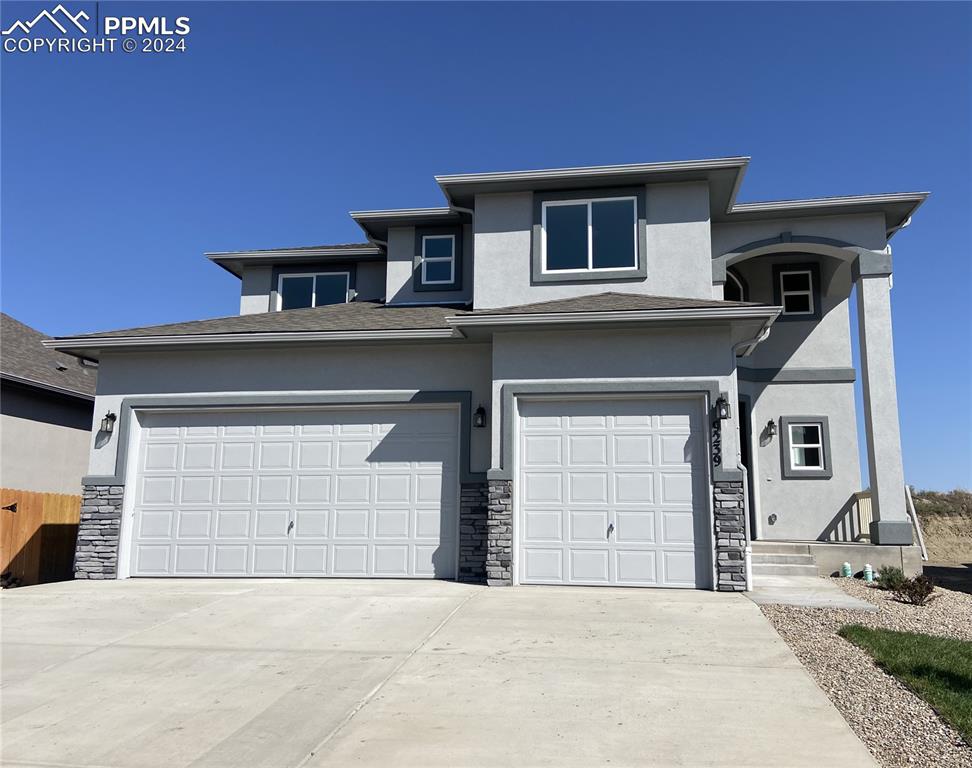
[48, 156, 926, 590]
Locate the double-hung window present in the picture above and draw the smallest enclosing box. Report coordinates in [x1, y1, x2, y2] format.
[421, 235, 456, 285]
[788, 423, 824, 470]
[541, 197, 637, 273]
[277, 272, 349, 310]
[778, 269, 814, 315]
[780, 416, 832, 479]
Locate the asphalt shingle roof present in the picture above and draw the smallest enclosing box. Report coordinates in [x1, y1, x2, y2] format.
[1, 313, 96, 396]
[54, 293, 768, 343]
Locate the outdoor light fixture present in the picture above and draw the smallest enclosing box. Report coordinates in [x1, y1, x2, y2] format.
[101, 411, 117, 434]
[766, 420, 778, 438]
[714, 396, 731, 420]
[473, 404, 488, 429]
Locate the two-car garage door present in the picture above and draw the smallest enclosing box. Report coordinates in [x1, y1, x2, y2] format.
[518, 398, 708, 588]
[128, 407, 459, 578]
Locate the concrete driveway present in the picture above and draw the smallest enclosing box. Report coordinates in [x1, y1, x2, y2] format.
[1, 580, 874, 767]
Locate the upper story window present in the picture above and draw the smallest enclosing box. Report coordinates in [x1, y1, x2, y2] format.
[778, 269, 814, 315]
[277, 272, 349, 310]
[421, 235, 456, 285]
[724, 268, 747, 302]
[531, 189, 646, 285]
[413, 228, 462, 292]
[542, 197, 637, 273]
[772, 262, 821, 321]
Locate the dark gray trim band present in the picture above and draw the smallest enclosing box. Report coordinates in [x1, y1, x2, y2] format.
[531, 187, 648, 285]
[779, 415, 833, 480]
[738, 366, 856, 384]
[491, 380, 742, 482]
[83, 391, 484, 486]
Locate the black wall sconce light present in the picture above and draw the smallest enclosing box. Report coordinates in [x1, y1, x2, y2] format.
[714, 396, 731, 421]
[101, 411, 117, 434]
[473, 404, 488, 429]
[765, 419, 778, 439]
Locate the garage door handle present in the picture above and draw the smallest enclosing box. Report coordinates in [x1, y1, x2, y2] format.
[607, 522, 615, 538]
[287, 520, 295, 534]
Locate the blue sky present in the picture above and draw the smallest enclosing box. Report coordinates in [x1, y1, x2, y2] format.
[2, 1, 970, 490]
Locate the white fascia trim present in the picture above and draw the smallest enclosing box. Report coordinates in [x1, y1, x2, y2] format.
[43, 328, 460, 351]
[349, 207, 455, 220]
[446, 306, 782, 328]
[206, 247, 383, 259]
[730, 192, 929, 214]
[434, 156, 750, 186]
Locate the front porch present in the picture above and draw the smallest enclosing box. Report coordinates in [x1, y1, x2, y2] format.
[750, 540, 924, 583]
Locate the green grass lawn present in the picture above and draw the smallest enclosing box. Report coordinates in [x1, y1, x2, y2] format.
[839, 625, 972, 742]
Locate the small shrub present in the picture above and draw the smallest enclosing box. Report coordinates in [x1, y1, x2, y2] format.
[892, 575, 937, 606]
[876, 565, 906, 591]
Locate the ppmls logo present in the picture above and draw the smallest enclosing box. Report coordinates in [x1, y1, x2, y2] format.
[2, 3, 190, 54]
[1, 3, 88, 35]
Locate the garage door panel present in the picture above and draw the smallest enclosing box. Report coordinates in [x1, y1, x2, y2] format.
[616, 549, 657, 584]
[523, 548, 563, 582]
[131, 407, 459, 578]
[519, 398, 707, 589]
[569, 549, 610, 582]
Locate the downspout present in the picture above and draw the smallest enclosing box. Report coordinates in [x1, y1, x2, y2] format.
[731, 313, 777, 358]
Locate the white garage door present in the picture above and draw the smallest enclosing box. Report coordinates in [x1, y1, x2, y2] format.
[128, 407, 459, 578]
[517, 398, 708, 588]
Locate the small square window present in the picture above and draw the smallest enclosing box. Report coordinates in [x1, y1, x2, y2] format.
[780, 416, 832, 479]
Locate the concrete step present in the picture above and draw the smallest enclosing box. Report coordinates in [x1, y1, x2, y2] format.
[750, 542, 812, 555]
[750, 563, 819, 577]
[751, 553, 816, 566]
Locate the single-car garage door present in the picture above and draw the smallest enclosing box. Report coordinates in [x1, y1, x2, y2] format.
[128, 407, 459, 578]
[517, 397, 708, 588]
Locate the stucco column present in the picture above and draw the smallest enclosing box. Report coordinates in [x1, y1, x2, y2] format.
[855, 252, 912, 545]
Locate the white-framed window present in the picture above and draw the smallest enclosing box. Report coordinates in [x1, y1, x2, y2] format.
[787, 423, 824, 470]
[276, 272, 350, 310]
[420, 235, 456, 285]
[541, 196, 637, 273]
[725, 269, 746, 302]
[778, 269, 814, 315]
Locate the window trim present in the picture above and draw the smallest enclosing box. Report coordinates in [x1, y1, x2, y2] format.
[779, 415, 833, 479]
[420, 234, 456, 286]
[779, 269, 814, 315]
[540, 196, 638, 275]
[725, 268, 747, 302]
[275, 271, 350, 311]
[771, 262, 822, 321]
[531, 186, 647, 285]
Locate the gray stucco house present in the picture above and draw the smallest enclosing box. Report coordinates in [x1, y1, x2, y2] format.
[49, 156, 926, 589]
[1, 314, 96, 495]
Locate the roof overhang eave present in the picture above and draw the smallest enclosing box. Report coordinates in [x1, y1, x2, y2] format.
[446, 306, 781, 330]
[43, 327, 463, 360]
[0, 372, 95, 401]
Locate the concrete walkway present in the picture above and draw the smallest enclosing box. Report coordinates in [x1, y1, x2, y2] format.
[747, 575, 878, 611]
[1, 580, 875, 767]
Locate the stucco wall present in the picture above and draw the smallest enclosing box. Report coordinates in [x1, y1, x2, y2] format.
[734, 254, 855, 370]
[87, 342, 493, 478]
[473, 182, 713, 310]
[743, 380, 862, 541]
[489, 326, 739, 468]
[711, 213, 888, 257]
[385, 224, 473, 305]
[0, 387, 93, 495]
[239, 266, 272, 315]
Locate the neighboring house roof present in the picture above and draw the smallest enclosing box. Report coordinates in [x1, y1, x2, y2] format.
[44, 293, 779, 358]
[207, 243, 384, 278]
[1, 313, 96, 400]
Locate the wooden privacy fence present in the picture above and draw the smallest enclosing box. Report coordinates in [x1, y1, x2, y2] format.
[0, 488, 80, 586]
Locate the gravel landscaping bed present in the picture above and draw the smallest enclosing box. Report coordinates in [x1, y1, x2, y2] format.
[761, 577, 972, 768]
